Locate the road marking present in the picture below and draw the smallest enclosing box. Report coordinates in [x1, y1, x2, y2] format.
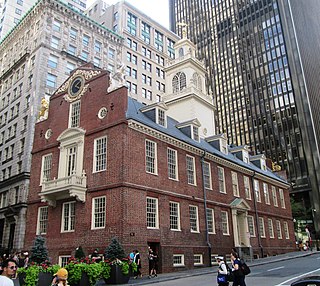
[267, 266, 285, 272]
[275, 267, 320, 286]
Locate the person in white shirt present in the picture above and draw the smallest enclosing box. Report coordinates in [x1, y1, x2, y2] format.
[0, 259, 17, 286]
[216, 256, 229, 286]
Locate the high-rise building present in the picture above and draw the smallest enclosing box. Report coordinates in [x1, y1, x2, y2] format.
[0, 0, 121, 251]
[170, 0, 320, 233]
[0, 0, 87, 40]
[86, 0, 179, 104]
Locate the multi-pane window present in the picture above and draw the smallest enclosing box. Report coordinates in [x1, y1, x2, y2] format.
[94, 41, 102, 53]
[53, 19, 61, 32]
[155, 30, 163, 52]
[92, 196, 106, 229]
[194, 254, 203, 265]
[69, 101, 81, 128]
[157, 109, 166, 126]
[284, 222, 290, 239]
[145, 140, 157, 174]
[169, 202, 180, 230]
[68, 45, 76, 55]
[94, 137, 107, 172]
[203, 162, 212, 190]
[66, 62, 75, 74]
[221, 211, 229, 235]
[146, 197, 158, 229]
[59, 256, 71, 267]
[173, 254, 184, 266]
[66, 146, 77, 176]
[218, 167, 225, 193]
[36, 206, 48, 235]
[206, 208, 215, 234]
[70, 28, 78, 39]
[62, 202, 75, 232]
[247, 215, 255, 237]
[268, 218, 274, 238]
[259, 217, 266, 238]
[192, 126, 199, 141]
[82, 35, 90, 46]
[231, 172, 239, 196]
[263, 183, 270, 204]
[46, 73, 57, 88]
[244, 176, 251, 200]
[48, 55, 58, 69]
[127, 12, 137, 35]
[167, 148, 178, 180]
[141, 22, 151, 44]
[272, 186, 278, 207]
[189, 205, 199, 232]
[279, 189, 286, 208]
[167, 38, 175, 58]
[41, 154, 52, 183]
[254, 180, 261, 202]
[186, 155, 196, 185]
[276, 220, 282, 239]
[172, 72, 186, 92]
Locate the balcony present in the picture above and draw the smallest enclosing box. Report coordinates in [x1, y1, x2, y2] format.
[40, 173, 87, 207]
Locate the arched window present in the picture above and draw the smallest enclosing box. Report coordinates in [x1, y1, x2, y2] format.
[172, 72, 187, 93]
[179, 47, 184, 58]
[192, 72, 202, 91]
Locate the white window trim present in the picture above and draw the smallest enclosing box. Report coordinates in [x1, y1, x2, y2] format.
[186, 155, 196, 186]
[145, 140, 158, 175]
[190, 205, 199, 233]
[194, 254, 203, 266]
[91, 196, 106, 230]
[221, 211, 230, 235]
[173, 254, 185, 267]
[59, 256, 71, 267]
[167, 147, 178, 181]
[247, 215, 256, 237]
[279, 188, 286, 208]
[218, 166, 226, 193]
[40, 153, 52, 186]
[259, 217, 266, 238]
[272, 186, 278, 207]
[169, 201, 181, 231]
[36, 206, 48, 235]
[268, 218, 274, 238]
[284, 221, 290, 239]
[203, 161, 212, 190]
[254, 180, 261, 202]
[264, 183, 270, 205]
[207, 208, 216, 234]
[276, 220, 283, 239]
[93, 136, 107, 173]
[61, 201, 75, 233]
[231, 171, 239, 197]
[146, 197, 159, 229]
[68, 101, 81, 128]
[244, 176, 251, 200]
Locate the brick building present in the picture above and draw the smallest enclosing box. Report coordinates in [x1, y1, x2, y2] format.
[25, 34, 295, 273]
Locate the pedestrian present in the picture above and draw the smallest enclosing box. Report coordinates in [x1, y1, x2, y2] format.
[0, 259, 17, 286]
[133, 250, 142, 279]
[91, 248, 101, 262]
[216, 256, 229, 286]
[151, 250, 158, 278]
[231, 251, 246, 286]
[129, 250, 135, 263]
[23, 252, 29, 268]
[51, 268, 68, 286]
[148, 247, 158, 278]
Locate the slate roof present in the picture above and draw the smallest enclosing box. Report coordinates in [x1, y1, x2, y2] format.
[126, 97, 288, 185]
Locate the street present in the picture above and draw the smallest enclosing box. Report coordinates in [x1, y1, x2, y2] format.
[147, 252, 320, 286]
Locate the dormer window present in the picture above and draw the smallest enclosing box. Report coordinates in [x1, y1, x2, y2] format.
[172, 72, 186, 93]
[193, 126, 199, 142]
[205, 134, 228, 154]
[140, 102, 168, 128]
[157, 108, 166, 127]
[176, 119, 201, 142]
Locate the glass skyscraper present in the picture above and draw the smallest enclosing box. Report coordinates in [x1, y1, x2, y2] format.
[169, 0, 320, 233]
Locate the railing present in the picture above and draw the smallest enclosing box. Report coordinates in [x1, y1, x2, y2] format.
[42, 174, 86, 193]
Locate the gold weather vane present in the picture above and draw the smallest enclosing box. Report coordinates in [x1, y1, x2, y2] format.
[177, 22, 188, 38]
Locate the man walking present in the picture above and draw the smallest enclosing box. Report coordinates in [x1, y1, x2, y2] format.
[0, 259, 17, 286]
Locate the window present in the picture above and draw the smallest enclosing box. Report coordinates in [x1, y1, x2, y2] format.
[157, 109, 166, 126]
[108, 48, 115, 59]
[53, 19, 61, 32]
[189, 205, 199, 232]
[247, 215, 255, 237]
[155, 30, 163, 52]
[62, 202, 75, 232]
[244, 176, 251, 200]
[170, 202, 180, 230]
[36, 206, 48, 235]
[263, 183, 270, 204]
[284, 222, 290, 239]
[46, 73, 57, 88]
[41, 154, 52, 183]
[141, 22, 150, 44]
[167, 148, 178, 180]
[70, 28, 78, 39]
[94, 137, 107, 172]
[221, 211, 229, 235]
[218, 167, 225, 193]
[259, 217, 266, 238]
[146, 197, 158, 229]
[232, 172, 239, 196]
[254, 180, 261, 202]
[69, 101, 81, 128]
[94, 41, 102, 53]
[271, 186, 278, 207]
[206, 208, 215, 234]
[81, 51, 89, 61]
[145, 140, 157, 174]
[66, 62, 76, 74]
[172, 72, 186, 93]
[276, 220, 282, 239]
[192, 126, 199, 141]
[173, 254, 184, 267]
[66, 146, 77, 177]
[194, 254, 203, 265]
[48, 55, 58, 69]
[203, 162, 212, 190]
[68, 45, 76, 55]
[279, 189, 285, 208]
[59, 256, 71, 267]
[186, 155, 196, 185]
[127, 12, 137, 36]
[82, 35, 90, 46]
[92, 196, 106, 229]
[268, 218, 274, 238]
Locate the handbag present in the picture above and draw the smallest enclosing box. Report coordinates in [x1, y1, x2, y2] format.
[217, 273, 227, 283]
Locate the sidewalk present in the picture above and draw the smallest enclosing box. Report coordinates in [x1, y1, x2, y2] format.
[119, 250, 319, 286]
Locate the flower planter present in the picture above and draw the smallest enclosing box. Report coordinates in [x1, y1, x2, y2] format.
[69, 272, 90, 286]
[18, 272, 52, 286]
[104, 264, 130, 285]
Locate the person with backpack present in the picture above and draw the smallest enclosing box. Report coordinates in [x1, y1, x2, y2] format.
[215, 256, 229, 286]
[231, 251, 246, 286]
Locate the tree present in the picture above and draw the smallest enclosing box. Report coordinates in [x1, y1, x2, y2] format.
[30, 236, 49, 264]
[104, 237, 126, 261]
[75, 246, 85, 259]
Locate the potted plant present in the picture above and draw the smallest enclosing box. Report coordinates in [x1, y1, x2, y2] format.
[103, 237, 137, 285]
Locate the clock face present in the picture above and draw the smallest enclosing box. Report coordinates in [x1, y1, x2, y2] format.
[69, 76, 84, 97]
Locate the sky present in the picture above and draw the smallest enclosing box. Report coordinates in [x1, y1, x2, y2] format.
[86, 0, 170, 28]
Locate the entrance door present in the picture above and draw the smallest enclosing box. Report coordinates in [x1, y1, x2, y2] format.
[148, 242, 161, 273]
